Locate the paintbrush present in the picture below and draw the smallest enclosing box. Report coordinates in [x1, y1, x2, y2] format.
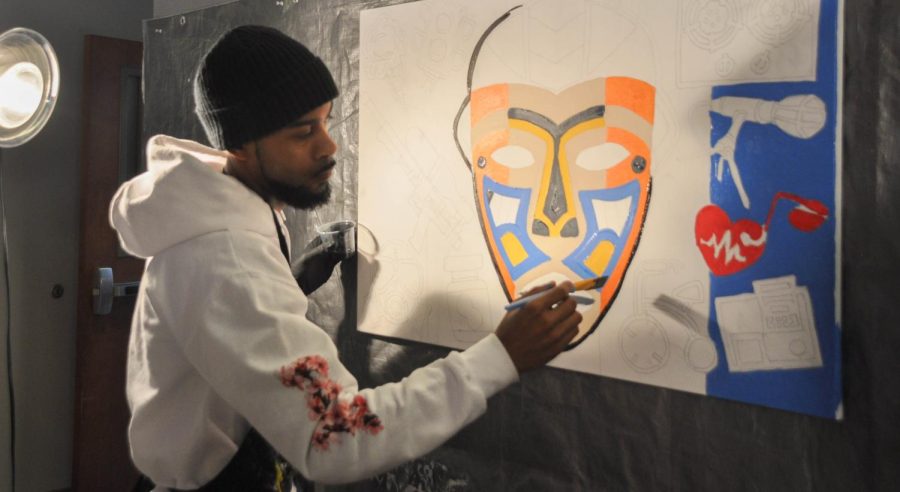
[504, 276, 608, 311]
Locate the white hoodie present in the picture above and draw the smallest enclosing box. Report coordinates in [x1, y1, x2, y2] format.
[110, 135, 519, 489]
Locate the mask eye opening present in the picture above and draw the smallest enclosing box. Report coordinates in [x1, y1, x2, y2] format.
[574, 142, 630, 171]
[490, 144, 535, 169]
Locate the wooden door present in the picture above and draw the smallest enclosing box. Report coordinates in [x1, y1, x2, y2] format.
[73, 35, 144, 491]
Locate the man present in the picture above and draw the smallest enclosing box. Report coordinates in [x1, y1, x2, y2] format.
[111, 25, 580, 490]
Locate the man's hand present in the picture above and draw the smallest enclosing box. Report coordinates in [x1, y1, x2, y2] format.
[294, 236, 347, 295]
[495, 281, 582, 373]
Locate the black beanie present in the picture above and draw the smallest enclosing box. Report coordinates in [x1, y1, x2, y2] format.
[193, 25, 339, 150]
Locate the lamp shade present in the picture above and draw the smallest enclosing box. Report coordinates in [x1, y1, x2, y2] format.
[0, 28, 59, 148]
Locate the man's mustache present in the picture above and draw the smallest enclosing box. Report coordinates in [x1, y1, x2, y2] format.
[315, 159, 337, 175]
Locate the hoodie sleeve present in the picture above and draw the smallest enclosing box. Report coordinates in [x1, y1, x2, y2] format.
[150, 229, 518, 484]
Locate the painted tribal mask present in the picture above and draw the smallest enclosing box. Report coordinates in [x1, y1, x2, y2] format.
[467, 76, 655, 348]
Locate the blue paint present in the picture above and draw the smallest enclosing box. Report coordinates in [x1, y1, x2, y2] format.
[564, 180, 640, 280]
[705, 0, 842, 419]
[481, 177, 550, 279]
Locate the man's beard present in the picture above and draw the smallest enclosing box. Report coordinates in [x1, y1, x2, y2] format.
[266, 174, 332, 210]
[257, 147, 334, 210]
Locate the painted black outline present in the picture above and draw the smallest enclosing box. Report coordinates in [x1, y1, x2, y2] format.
[508, 106, 606, 226]
[452, 5, 522, 171]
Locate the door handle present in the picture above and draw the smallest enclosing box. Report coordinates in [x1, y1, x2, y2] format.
[93, 267, 140, 315]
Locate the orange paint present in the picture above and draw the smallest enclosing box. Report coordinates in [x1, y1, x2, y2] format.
[598, 188, 647, 307]
[599, 129, 651, 308]
[606, 77, 655, 124]
[470, 84, 509, 125]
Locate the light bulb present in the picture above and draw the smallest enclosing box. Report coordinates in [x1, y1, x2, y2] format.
[0, 62, 45, 129]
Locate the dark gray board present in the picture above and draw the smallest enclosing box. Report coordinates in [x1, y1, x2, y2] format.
[143, 0, 900, 489]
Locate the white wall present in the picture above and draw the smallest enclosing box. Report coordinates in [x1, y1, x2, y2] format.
[0, 1, 152, 490]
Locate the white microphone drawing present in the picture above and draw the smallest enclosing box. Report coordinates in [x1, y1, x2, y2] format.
[710, 94, 827, 209]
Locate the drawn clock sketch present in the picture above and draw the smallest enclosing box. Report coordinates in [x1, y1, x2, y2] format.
[358, 0, 842, 419]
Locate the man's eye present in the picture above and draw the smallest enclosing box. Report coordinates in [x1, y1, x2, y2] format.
[490, 145, 535, 168]
[295, 126, 313, 138]
[574, 142, 629, 170]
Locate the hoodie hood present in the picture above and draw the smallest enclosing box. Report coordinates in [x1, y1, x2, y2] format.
[110, 135, 275, 258]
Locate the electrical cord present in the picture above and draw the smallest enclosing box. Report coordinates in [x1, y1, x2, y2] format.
[0, 149, 15, 491]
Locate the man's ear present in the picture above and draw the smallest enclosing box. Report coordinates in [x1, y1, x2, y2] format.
[228, 142, 252, 163]
[228, 141, 261, 170]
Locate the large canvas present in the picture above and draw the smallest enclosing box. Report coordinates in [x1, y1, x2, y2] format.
[358, 0, 842, 418]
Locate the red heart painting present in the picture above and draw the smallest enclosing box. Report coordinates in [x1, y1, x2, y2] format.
[694, 205, 767, 276]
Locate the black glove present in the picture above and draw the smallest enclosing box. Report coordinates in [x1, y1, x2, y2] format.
[294, 235, 349, 295]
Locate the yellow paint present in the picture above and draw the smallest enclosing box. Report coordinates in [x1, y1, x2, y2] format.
[500, 231, 528, 267]
[585, 240, 616, 276]
[560, 118, 605, 146]
[560, 117, 606, 181]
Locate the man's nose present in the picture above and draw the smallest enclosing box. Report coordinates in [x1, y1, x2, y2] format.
[532, 150, 579, 237]
[318, 126, 338, 158]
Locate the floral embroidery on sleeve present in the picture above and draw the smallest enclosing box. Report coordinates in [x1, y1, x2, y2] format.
[279, 355, 383, 451]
